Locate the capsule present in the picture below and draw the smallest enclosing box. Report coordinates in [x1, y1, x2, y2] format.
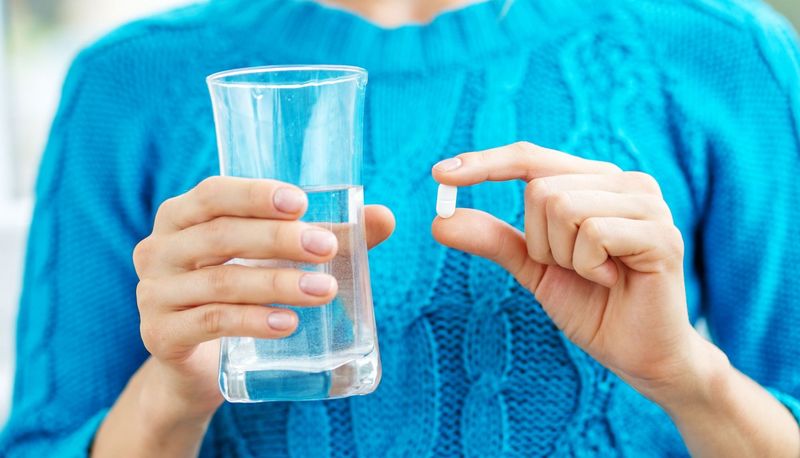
[436, 184, 458, 218]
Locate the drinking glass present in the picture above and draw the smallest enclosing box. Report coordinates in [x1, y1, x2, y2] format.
[207, 65, 380, 402]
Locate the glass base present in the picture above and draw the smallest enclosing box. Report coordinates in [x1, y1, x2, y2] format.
[220, 347, 381, 402]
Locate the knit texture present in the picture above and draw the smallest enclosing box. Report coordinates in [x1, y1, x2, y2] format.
[2, 0, 800, 456]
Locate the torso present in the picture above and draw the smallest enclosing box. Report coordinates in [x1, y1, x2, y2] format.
[145, 1, 710, 455]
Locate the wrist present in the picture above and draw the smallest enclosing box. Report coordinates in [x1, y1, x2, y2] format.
[642, 333, 732, 416]
[93, 357, 214, 458]
[138, 359, 216, 436]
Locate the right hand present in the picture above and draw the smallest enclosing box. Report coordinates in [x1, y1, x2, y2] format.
[132, 176, 395, 421]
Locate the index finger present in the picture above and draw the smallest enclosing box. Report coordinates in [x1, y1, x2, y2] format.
[431, 142, 621, 186]
[153, 176, 308, 234]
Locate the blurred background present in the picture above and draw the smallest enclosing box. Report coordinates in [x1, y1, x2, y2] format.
[0, 0, 798, 424]
[0, 0, 189, 423]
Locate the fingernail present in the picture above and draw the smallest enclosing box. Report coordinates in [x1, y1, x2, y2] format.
[301, 229, 337, 256]
[434, 157, 462, 172]
[299, 273, 334, 296]
[267, 311, 296, 331]
[273, 187, 306, 213]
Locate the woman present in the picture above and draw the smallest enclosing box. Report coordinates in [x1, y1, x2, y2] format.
[1, 0, 799, 456]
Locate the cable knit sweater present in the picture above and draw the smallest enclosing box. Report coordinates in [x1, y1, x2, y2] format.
[2, 0, 800, 456]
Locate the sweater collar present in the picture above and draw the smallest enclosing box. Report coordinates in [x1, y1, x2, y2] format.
[210, 0, 599, 74]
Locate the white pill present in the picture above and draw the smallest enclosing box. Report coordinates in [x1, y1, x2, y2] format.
[436, 184, 458, 218]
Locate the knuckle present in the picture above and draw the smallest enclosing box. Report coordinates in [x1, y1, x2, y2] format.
[237, 308, 255, 337]
[236, 314, 248, 338]
[546, 192, 574, 221]
[651, 197, 674, 221]
[197, 176, 224, 192]
[530, 251, 550, 265]
[526, 247, 537, 263]
[627, 172, 662, 195]
[525, 178, 551, 204]
[525, 243, 539, 262]
[156, 196, 179, 220]
[207, 267, 235, 296]
[140, 322, 164, 355]
[194, 177, 224, 211]
[203, 217, 230, 248]
[201, 306, 224, 337]
[132, 238, 156, 273]
[267, 269, 284, 297]
[485, 225, 508, 261]
[581, 218, 606, 243]
[665, 225, 685, 257]
[471, 150, 489, 168]
[512, 141, 537, 155]
[135, 279, 157, 309]
[457, 151, 475, 164]
[525, 238, 550, 264]
[552, 250, 572, 269]
[573, 259, 593, 280]
[599, 161, 623, 173]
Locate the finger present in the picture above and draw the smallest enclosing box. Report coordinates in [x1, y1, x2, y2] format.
[143, 305, 298, 357]
[162, 218, 338, 274]
[545, 191, 671, 269]
[153, 176, 308, 234]
[528, 172, 664, 196]
[431, 208, 545, 292]
[432, 141, 621, 187]
[137, 265, 337, 310]
[524, 178, 557, 265]
[365, 205, 395, 249]
[320, 205, 395, 256]
[573, 217, 684, 287]
[523, 172, 666, 265]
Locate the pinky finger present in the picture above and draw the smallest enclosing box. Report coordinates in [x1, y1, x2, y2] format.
[572, 217, 684, 287]
[144, 305, 297, 359]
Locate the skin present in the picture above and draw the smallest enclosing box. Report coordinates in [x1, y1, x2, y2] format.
[94, 177, 395, 457]
[91, 1, 800, 456]
[317, 0, 487, 26]
[431, 143, 800, 458]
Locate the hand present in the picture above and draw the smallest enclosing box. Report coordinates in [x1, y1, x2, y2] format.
[132, 176, 394, 421]
[431, 142, 712, 404]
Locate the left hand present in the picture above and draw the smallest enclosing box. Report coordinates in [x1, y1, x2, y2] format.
[431, 142, 718, 405]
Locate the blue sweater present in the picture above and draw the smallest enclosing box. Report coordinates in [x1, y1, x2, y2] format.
[2, 0, 800, 456]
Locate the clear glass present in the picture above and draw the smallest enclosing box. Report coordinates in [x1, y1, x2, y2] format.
[207, 65, 380, 402]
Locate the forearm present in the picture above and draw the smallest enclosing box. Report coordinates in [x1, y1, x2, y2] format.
[649, 337, 800, 458]
[91, 357, 213, 458]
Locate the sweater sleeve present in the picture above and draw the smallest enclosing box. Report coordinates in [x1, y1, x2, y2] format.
[698, 6, 800, 425]
[0, 39, 156, 456]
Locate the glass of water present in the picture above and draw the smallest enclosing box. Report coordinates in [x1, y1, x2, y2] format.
[207, 65, 379, 402]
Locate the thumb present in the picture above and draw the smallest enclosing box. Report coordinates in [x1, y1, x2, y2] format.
[431, 208, 545, 291]
[365, 205, 395, 248]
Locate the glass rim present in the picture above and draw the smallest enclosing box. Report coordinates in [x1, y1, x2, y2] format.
[206, 65, 368, 89]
